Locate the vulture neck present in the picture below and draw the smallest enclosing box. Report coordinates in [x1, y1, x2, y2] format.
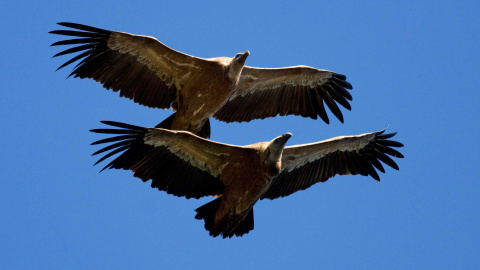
[263, 133, 292, 178]
[227, 51, 249, 81]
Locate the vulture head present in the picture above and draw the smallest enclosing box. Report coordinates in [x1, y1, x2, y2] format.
[228, 51, 250, 80]
[263, 132, 292, 178]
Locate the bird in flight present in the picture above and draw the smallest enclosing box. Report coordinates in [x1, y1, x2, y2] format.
[51, 22, 353, 138]
[90, 121, 403, 238]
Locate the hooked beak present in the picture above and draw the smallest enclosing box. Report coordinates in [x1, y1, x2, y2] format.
[238, 51, 250, 62]
[271, 132, 292, 148]
[282, 132, 292, 140]
[267, 132, 292, 161]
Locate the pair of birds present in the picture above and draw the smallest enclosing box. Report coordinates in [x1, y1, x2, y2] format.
[51, 22, 404, 238]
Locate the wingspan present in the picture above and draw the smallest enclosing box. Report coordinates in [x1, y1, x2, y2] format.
[214, 66, 353, 124]
[90, 121, 245, 199]
[261, 129, 404, 200]
[50, 22, 209, 110]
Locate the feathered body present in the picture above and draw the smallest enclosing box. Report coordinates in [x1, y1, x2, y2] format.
[51, 23, 353, 138]
[91, 121, 403, 238]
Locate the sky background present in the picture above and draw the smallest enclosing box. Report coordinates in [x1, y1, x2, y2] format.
[1, 0, 479, 269]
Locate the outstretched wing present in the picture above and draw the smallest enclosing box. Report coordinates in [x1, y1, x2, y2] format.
[50, 22, 211, 110]
[90, 121, 247, 199]
[262, 129, 404, 200]
[214, 66, 353, 124]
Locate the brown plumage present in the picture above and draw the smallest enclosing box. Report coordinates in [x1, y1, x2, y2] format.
[90, 121, 404, 238]
[51, 23, 354, 138]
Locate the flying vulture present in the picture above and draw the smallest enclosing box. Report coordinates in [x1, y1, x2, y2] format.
[90, 121, 404, 238]
[51, 22, 354, 138]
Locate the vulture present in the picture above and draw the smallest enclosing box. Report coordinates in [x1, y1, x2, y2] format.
[51, 22, 354, 138]
[90, 121, 404, 238]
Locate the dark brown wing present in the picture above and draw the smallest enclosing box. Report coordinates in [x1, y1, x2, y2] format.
[261, 129, 404, 200]
[214, 66, 353, 124]
[90, 121, 247, 199]
[50, 22, 209, 109]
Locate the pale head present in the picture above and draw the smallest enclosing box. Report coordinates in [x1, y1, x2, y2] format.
[263, 132, 292, 177]
[227, 51, 250, 80]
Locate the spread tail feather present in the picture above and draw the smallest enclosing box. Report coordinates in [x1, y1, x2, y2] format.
[197, 118, 211, 139]
[155, 113, 176, 129]
[195, 198, 254, 238]
[155, 113, 211, 139]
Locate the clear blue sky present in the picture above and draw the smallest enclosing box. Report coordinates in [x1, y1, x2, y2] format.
[2, 1, 479, 269]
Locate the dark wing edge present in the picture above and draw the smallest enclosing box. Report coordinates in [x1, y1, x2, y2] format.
[90, 120, 225, 199]
[50, 22, 177, 109]
[261, 130, 404, 200]
[213, 71, 352, 124]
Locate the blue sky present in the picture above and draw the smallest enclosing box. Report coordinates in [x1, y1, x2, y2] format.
[1, 1, 479, 269]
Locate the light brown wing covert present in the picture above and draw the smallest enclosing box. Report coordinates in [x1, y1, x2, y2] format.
[51, 22, 215, 109]
[90, 121, 254, 199]
[214, 66, 353, 124]
[262, 130, 404, 200]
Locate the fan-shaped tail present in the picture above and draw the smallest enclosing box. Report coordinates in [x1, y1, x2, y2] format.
[155, 113, 211, 139]
[195, 198, 254, 238]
